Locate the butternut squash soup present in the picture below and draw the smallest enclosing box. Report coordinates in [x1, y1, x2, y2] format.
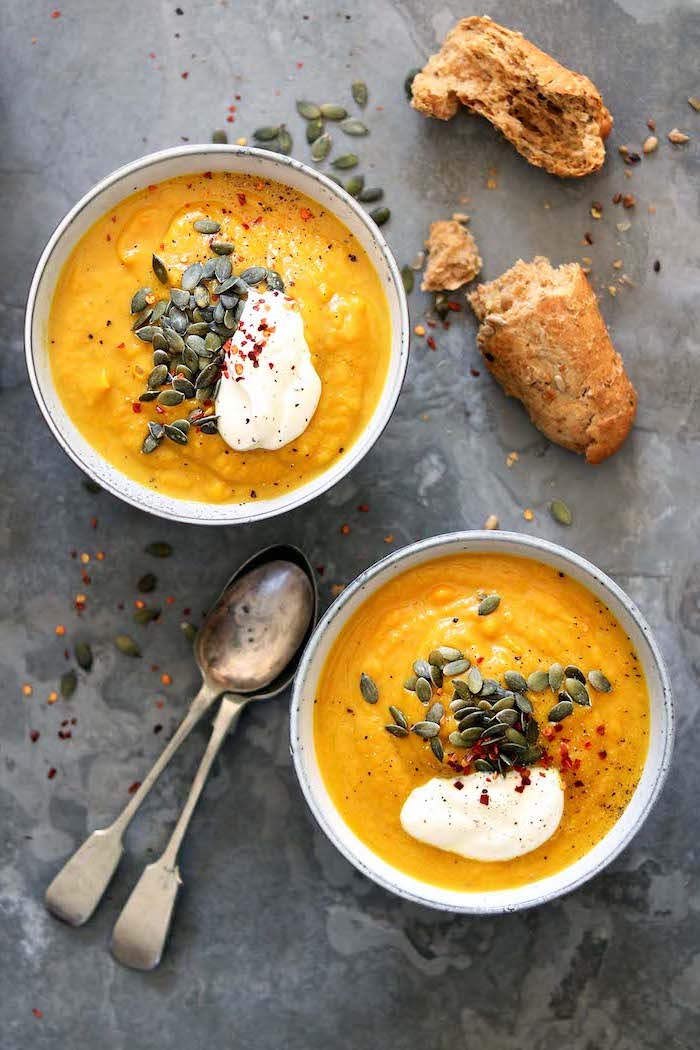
[314, 553, 650, 891]
[48, 172, 391, 503]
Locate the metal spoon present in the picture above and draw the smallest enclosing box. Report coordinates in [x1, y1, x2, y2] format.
[45, 545, 317, 929]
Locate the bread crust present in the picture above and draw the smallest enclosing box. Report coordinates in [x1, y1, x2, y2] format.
[468, 257, 637, 463]
[412, 16, 612, 178]
[422, 219, 482, 291]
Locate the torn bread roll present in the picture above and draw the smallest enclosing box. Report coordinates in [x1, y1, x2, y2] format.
[468, 257, 637, 463]
[422, 218, 482, 291]
[412, 16, 612, 178]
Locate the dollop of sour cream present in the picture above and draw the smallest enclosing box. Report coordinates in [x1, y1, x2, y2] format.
[215, 290, 321, 451]
[400, 769, 564, 862]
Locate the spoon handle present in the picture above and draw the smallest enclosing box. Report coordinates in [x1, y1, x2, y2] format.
[111, 694, 244, 971]
[45, 680, 219, 927]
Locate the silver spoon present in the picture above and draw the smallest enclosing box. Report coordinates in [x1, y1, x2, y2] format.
[45, 545, 317, 930]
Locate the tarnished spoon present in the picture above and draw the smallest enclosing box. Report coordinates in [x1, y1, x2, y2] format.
[45, 545, 317, 929]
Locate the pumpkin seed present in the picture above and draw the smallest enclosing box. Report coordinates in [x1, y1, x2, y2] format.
[430, 736, 444, 762]
[169, 287, 189, 309]
[505, 728, 527, 746]
[352, 80, 368, 108]
[205, 332, 222, 351]
[193, 219, 221, 235]
[565, 677, 590, 706]
[320, 103, 347, 120]
[458, 711, 483, 731]
[466, 665, 483, 694]
[527, 670, 549, 692]
[133, 605, 160, 625]
[201, 259, 218, 279]
[136, 325, 161, 343]
[152, 349, 170, 367]
[449, 731, 468, 748]
[480, 678, 498, 697]
[412, 658, 431, 679]
[266, 270, 284, 292]
[152, 255, 169, 285]
[131, 306, 153, 331]
[477, 699, 493, 711]
[548, 699, 574, 722]
[385, 724, 408, 738]
[549, 662, 565, 692]
[495, 709, 519, 726]
[211, 241, 235, 255]
[147, 364, 168, 389]
[306, 118, 324, 143]
[187, 321, 210, 336]
[370, 206, 390, 225]
[172, 377, 196, 398]
[389, 706, 408, 730]
[549, 499, 573, 526]
[240, 266, 268, 286]
[358, 186, 383, 202]
[492, 695, 515, 712]
[311, 133, 332, 161]
[461, 726, 484, 745]
[181, 262, 203, 291]
[345, 174, 365, 197]
[404, 67, 421, 99]
[196, 386, 214, 404]
[504, 670, 527, 692]
[157, 389, 185, 407]
[359, 672, 379, 704]
[211, 129, 228, 144]
[443, 658, 470, 677]
[478, 594, 500, 616]
[429, 664, 443, 688]
[525, 718, 539, 745]
[521, 745, 544, 765]
[438, 645, 463, 662]
[137, 572, 157, 593]
[164, 423, 188, 445]
[474, 758, 495, 773]
[60, 669, 77, 699]
[200, 418, 219, 435]
[197, 362, 221, 389]
[340, 117, 368, 136]
[163, 329, 184, 355]
[565, 664, 586, 684]
[139, 391, 159, 403]
[426, 702, 444, 724]
[193, 284, 210, 309]
[278, 126, 292, 155]
[253, 125, 280, 141]
[450, 697, 472, 714]
[403, 675, 417, 691]
[481, 723, 507, 741]
[75, 641, 93, 671]
[515, 693, 534, 714]
[588, 669, 612, 693]
[415, 677, 432, 704]
[401, 266, 414, 293]
[332, 153, 359, 169]
[297, 100, 321, 120]
[131, 287, 152, 313]
[115, 634, 141, 657]
[180, 620, 198, 641]
[452, 679, 471, 700]
[412, 720, 440, 739]
[145, 541, 173, 557]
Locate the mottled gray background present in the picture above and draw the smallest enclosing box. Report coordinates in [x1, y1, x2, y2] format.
[2, 0, 699, 1046]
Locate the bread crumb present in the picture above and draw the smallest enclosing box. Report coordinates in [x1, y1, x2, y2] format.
[643, 135, 658, 154]
[414, 325, 426, 336]
[506, 451, 519, 468]
[608, 285, 617, 297]
[613, 259, 622, 269]
[484, 514, 500, 530]
[687, 97, 700, 112]
[668, 128, 690, 144]
[523, 508, 534, 521]
[422, 219, 482, 291]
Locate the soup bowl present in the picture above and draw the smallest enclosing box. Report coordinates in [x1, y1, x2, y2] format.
[24, 145, 409, 524]
[290, 531, 674, 913]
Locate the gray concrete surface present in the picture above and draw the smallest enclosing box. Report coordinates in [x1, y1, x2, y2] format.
[2, 0, 699, 1047]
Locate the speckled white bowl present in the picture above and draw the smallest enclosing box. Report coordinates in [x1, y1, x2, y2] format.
[290, 531, 674, 913]
[25, 145, 409, 524]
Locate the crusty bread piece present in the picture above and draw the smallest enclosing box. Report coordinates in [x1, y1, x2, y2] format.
[412, 16, 612, 178]
[422, 219, 482, 291]
[468, 258, 636, 463]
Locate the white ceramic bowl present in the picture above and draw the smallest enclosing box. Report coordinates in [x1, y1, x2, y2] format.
[290, 531, 674, 913]
[24, 145, 409, 524]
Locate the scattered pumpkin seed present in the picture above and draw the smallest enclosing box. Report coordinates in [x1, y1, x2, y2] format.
[339, 117, 368, 136]
[115, 634, 141, 657]
[133, 605, 160, 625]
[297, 100, 321, 120]
[181, 262, 203, 291]
[358, 186, 383, 202]
[332, 153, 359, 169]
[443, 658, 470, 677]
[412, 720, 440, 739]
[130, 287, 152, 314]
[474, 758, 495, 773]
[211, 129, 228, 144]
[278, 126, 293, 155]
[549, 662, 565, 692]
[253, 125, 280, 141]
[588, 669, 612, 693]
[413, 658, 431, 679]
[480, 679, 498, 697]
[403, 675, 417, 691]
[481, 723, 507, 741]
[389, 706, 408, 730]
[527, 670, 549, 692]
[495, 709, 519, 726]
[404, 67, 421, 99]
[466, 665, 483, 694]
[311, 133, 332, 161]
[415, 677, 432, 704]
[565, 665, 586, 684]
[448, 731, 468, 748]
[240, 266, 268, 286]
[525, 718, 539, 745]
[385, 724, 409, 738]
[521, 745, 543, 765]
[426, 702, 444, 724]
[181, 621, 198, 641]
[152, 255, 169, 285]
[306, 118, 324, 143]
[352, 80, 368, 108]
[478, 594, 500, 616]
[145, 541, 173, 557]
[136, 325, 161, 343]
[60, 670, 77, 699]
[549, 499, 573, 526]
[157, 389, 185, 407]
[429, 664, 444, 688]
[492, 695, 515, 712]
[401, 266, 414, 293]
[505, 727, 527, 746]
[458, 711, 483, 730]
[211, 241, 235, 255]
[141, 432, 160, 454]
[452, 679, 471, 700]
[137, 572, 157, 593]
[477, 699, 493, 711]
[565, 677, 591, 706]
[359, 672, 379, 704]
[75, 642, 93, 671]
[515, 693, 533, 715]
[370, 206, 390, 225]
[147, 364, 168, 389]
[345, 174, 365, 197]
[193, 219, 221, 235]
[320, 103, 347, 120]
[266, 270, 284, 292]
[549, 699, 574, 722]
[430, 736, 444, 762]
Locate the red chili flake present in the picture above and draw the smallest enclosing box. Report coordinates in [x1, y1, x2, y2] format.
[51, 9, 60, 17]
[574, 779, 584, 788]
[132, 402, 142, 413]
[29, 730, 40, 743]
[596, 724, 606, 736]
[156, 405, 164, 414]
[453, 780, 464, 791]
[147, 184, 157, 191]
[447, 301, 462, 312]
[90, 517, 98, 529]
[300, 207, 313, 221]
[226, 115, 234, 123]
[340, 524, 350, 536]
[47, 768, 56, 780]
[584, 740, 592, 750]
[237, 193, 247, 206]
[117, 341, 125, 349]
[357, 504, 370, 513]
[296, 61, 304, 69]
[554, 722, 564, 733]
[426, 336, 437, 350]
[479, 791, 489, 806]
[32, 1008, 43, 1019]
[476, 655, 484, 664]
[598, 750, 607, 760]
[181, 71, 189, 79]
[166, 596, 175, 605]
[203, 171, 212, 180]
[127, 781, 141, 794]
[149, 51, 156, 59]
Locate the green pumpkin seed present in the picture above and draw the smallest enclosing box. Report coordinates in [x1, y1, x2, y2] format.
[549, 499, 573, 526]
[548, 699, 574, 722]
[385, 724, 408, 738]
[297, 100, 321, 120]
[131, 306, 153, 331]
[358, 186, 383, 202]
[413, 658, 431, 679]
[266, 270, 284, 292]
[147, 364, 168, 389]
[477, 699, 493, 711]
[474, 758, 495, 773]
[137, 572, 157, 593]
[171, 418, 190, 434]
[443, 658, 470, 677]
[466, 665, 483, 694]
[520, 745, 544, 765]
[133, 605, 160, 625]
[193, 219, 221, 234]
[481, 723, 507, 741]
[253, 125, 280, 141]
[588, 669, 612, 693]
[437, 646, 463, 663]
[565, 678, 591, 706]
[458, 711, 483, 731]
[131, 287, 152, 313]
[211, 241, 235, 255]
[449, 731, 468, 748]
[145, 541, 172, 557]
[115, 634, 141, 657]
[492, 695, 516, 712]
[401, 266, 414, 293]
[75, 641, 93, 671]
[370, 206, 390, 225]
[527, 670, 549, 692]
[152, 255, 169, 285]
[450, 697, 472, 714]
[505, 728, 527, 746]
[60, 670, 77, 699]
[345, 174, 365, 198]
[211, 129, 228, 144]
[515, 693, 534, 715]
[565, 664, 586, 684]
[157, 389, 185, 407]
[351, 80, 368, 108]
[480, 678, 498, 697]
[430, 736, 444, 762]
[426, 702, 444, 724]
[389, 706, 408, 730]
[240, 266, 268, 286]
[164, 423, 188, 445]
[359, 672, 379, 704]
[404, 67, 421, 99]
[478, 594, 500, 616]
[196, 386, 214, 404]
[171, 376, 195, 399]
[415, 677, 432, 704]
[495, 709, 519, 726]
[452, 679, 471, 700]
[197, 362, 221, 389]
[339, 117, 368, 136]
[182, 262, 203, 291]
[461, 726, 484, 745]
[403, 675, 417, 691]
[141, 432, 159, 454]
[194, 284, 210, 309]
[136, 325, 161, 343]
[428, 650, 446, 668]
[311, 133, 332, 161]
[412, 720, 440, 739]
[139, 391, 159, 403]
[306, 118, 324, 144]
[504, 670, 528, 692]
[170, 287, 190, 309]
[200, 418, 219, 435]
[549, 662, 565, 692]
[525, 718, 540, 745]
[278, 126, 292, 155]
[153, 349, 171, 367]
[429, 664, 443, 688]
[181, 621, 198, 641]
[332, 153, 359, 169]
[320, 103, 347, 120]
[164, 328, 185, 354]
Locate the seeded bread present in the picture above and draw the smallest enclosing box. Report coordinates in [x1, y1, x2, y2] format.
[422, 219, 482, 291]
[468, 258, 637, 463]
[411, 16, 612, 178]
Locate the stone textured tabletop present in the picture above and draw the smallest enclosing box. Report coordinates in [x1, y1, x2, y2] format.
[2, 1, 698, 1047]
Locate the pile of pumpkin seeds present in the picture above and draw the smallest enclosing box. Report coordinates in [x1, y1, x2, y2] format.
[252, 81, 390, 228]
[129, 217, 285, 453]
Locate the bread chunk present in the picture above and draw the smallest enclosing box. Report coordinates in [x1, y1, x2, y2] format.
[422, 219, 482, 291]
[468, 257, 636, 463]
[412, 16, 612, 178]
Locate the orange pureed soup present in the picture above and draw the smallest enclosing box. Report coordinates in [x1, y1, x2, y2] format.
[314, 553, 650, 891]
[48, 171, 391, 503]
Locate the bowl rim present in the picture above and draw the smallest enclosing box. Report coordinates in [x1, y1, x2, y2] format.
[290, 530, 675, 913]
[24, 144, 410, 525]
